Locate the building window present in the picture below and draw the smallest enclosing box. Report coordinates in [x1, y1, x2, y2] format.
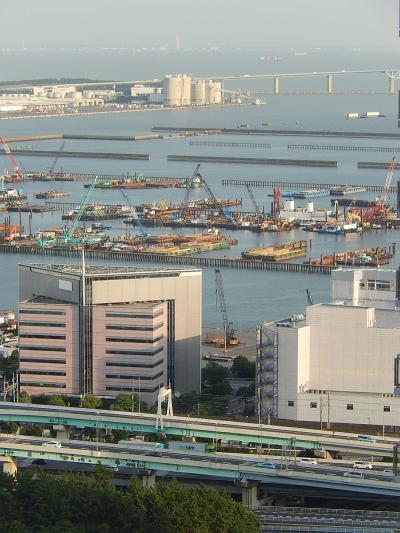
[19, 334, 66, 340]
[310, 402, 317, 409]
[19, 309, 65, 316]
[20, 358, 66, 364]
[19, 321, 65, 328]
[19, 370, 66, 377]
[105, 310, 163, 319]
[106, 323, 163, 332]
[105, 371, 163, 381]
[288, 400, 294, 407]
[364, 279, 391, 291]
[384, 405, 391, 412]
[106, 347, 163, 357]
[347, 404, 354, 410]
[19, 346, 66, 352]
[20, 382, 66, 388]
[106, 360, 163, 368]
[106, 384, 163, 393]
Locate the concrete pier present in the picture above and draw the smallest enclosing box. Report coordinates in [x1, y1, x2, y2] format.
[222, 178, 395, 193]
[167, 155, 338, 168]
[2, 149, 150, 161]
[389, 77, 396, 93]
[274, 77, 279, 95]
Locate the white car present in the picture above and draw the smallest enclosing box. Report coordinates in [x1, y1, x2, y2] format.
[42, 440, 62, 448]
[353, 460, 372, 470]
[298, 458, 318, 465]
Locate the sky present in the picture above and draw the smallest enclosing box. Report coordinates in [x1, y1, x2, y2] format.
[0, 0, 398, 50]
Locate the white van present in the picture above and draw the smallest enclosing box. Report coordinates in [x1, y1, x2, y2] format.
[298, 458, 318, 465]
[353, 460, 372, 470]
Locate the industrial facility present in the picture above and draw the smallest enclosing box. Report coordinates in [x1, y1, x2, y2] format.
[18, 263, 202, 405]
[257, 268, 400, 427]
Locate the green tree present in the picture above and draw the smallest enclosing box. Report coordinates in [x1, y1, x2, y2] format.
[18, 391, 31, 403]
[0, 421, 18, 434]
[0, 350, 19, 381]
[81, 395, 102, 409]
[47, 395, 65, 406]
[202, 362, 229, 385]
[235, 384, 255, 398]
[112, 393, 138, 412]
[231, 356, 255, 379]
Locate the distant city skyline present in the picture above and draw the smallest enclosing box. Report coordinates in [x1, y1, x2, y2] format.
[0, 0, 397, 50]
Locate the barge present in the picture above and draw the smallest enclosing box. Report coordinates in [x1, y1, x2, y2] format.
[241, 241, 308, 261]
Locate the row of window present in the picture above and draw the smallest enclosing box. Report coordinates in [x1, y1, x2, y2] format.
[106, 359, 164, 369]
[105, 310, 163, 320]
[360, 279, 391, 291]
[106, 384, 164, 393]
[20, 345, 66, 352]
[105, 335, 163, 344]
[19, 334, 66, 340]
[106, 347, 164, 357]
[288, 400, 391, 412]
[105, 322, 163, 332]
[20, 358, 66, 364]
[19, 370, 66, 377]
[20, 321, 65, 328]
[20, 309, 66, 316]
[20, 382, 66, 388]
[105, 371, 163, 381]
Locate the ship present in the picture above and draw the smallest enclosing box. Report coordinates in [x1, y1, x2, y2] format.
[314, 222, 362, 235]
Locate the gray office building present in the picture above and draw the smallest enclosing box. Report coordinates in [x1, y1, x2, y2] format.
[18, 264, 202, 404]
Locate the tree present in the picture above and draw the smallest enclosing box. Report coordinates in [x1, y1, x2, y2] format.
[231, 356, 255, 380]
[81, 395, 102, 409]
[47, 395, 65, 406]
[18, 391, 31, 403]
[202, 362, 229, 385]
[0, 351, 19, 381]
[112, 393, 138, 412]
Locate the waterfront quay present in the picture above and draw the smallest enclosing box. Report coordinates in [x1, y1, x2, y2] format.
[222, 179, 395, 193]
[0, 244, 332, 274]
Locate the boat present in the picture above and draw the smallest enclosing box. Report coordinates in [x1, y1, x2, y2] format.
[293, 189, 330, 199]
[314, 222, 362, 235]
[242, 241, 307, 261]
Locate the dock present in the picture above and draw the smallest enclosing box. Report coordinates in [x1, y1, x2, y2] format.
[0, 244, 332, 274]
[167, 155, 338, 168]
[358, 161, 400, 169]
[222, 179, 394, 194]
[288, 144, 400, 153]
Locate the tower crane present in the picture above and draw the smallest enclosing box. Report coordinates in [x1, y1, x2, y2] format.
[47, 141, 65, 177]
[208, 269, 240, 351]
[120, 188, 148, 238]
[0, 135, 22, 181]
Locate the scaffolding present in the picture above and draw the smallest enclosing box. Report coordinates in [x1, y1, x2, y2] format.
[256, 323, 278, 420]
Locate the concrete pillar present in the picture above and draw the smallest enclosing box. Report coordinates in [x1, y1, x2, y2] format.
[241, 481, 260, 508]
[273, 77, 279, 95]
[139, 469, 156, 488]
[327, 75, 333, 94]
[53, 424, 69, 440]
[389, 77, 396, 94]
[2, 458, 17, 476]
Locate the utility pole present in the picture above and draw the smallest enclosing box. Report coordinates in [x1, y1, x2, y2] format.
[131, 379, 135, 413]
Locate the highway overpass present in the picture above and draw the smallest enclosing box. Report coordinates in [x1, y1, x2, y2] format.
[0, 403, 394, 458]
[0, 434, 399, 507]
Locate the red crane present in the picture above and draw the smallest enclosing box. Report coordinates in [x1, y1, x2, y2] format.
[0, 135, 22, 181]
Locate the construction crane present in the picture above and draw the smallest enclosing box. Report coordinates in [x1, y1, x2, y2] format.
[183, 164, 202, 205]
[120, 188, 148, 238]
[47, 141, 66, 176]
[207, 269, 240, 351]
[378, 156, 396, 206]
[246, 184, 260, 215]
[271, 186, 283, 220]
[0, 135, 22, 181]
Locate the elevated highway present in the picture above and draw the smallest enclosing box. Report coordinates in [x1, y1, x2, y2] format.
[0, 403, 394, 458]
[0, 435, 399, 505]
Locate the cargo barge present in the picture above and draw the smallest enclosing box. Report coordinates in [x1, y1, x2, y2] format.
[293, 189, 331, 199]
[34, 191, 70, 199]
[330, 185, 366, 196]
[241, 240, 308, 261]
[307, 247, 393, 267]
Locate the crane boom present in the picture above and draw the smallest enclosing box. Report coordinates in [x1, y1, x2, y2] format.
[120, 188, 147, 237]
[0, 135, 22, 179]
[379, 156, 396, 206]
[183, 164, 201, 205]
[48, 141, 66, 175]
[64, 176, 99, 242]
[215, 269, 229, 329]
[246, 184, 259, 215]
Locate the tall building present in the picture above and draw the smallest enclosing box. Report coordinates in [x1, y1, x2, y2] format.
[18, 264, 202, 405]
[257, 268, 400, 426]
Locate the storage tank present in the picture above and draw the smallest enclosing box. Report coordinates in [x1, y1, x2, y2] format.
[306, 202, 314, 213]
[211, 81, 222, 104]
[191, 81, 206, 105]
[181, 74, 192, 106]
[205, 80, 214, 104]
[164, 75, 182, 106]
[284, 200, 295, 211]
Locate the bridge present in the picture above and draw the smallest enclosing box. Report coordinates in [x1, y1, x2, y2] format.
[1, 69, 399, 94]
[0, 403, 394, 458]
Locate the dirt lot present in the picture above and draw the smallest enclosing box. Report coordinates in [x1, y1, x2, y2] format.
[202, 327, 257, 362]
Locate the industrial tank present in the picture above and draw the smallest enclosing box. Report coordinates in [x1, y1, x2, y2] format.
[181, 74, 192, 106]
[191, 80, 206, 105]
[205, 80, 222, 104]
[164, 75, 182, 106]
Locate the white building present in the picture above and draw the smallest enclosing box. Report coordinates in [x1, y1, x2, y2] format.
[257, 268, 400, 427]
[279, 200, 333, 222]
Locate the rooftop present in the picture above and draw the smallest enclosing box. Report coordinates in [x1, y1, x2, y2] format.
[19, 263, 201, 279]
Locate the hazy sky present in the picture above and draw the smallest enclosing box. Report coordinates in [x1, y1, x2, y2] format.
[1, 0, 398, 49]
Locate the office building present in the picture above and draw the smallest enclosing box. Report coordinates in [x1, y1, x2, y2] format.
[18, 264, 202, 405]
[257, 268, 400, 427]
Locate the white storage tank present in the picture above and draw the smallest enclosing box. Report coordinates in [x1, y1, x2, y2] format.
[191, 80, 206, 105]
[164, 75, 182, 106]
[211, 81, 222, 104]
[307, 202, 314, 213]
[284, 200, 295, 211]
[181, 74, 192, 106]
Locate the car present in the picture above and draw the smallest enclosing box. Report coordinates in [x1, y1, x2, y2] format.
[105, 465, 119, 472]
[298, 458, 318, 465]
[357, 435, 376, 443]
[353, 460, 372, 470]
[42, 440, 62, 448]
[344, 470, 364, 478]
[257, 461, 277, 469]
[32, 459, 47, 465]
